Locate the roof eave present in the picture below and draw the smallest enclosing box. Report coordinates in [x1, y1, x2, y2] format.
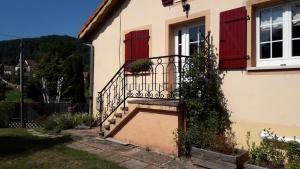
[78, 0, 119, 40]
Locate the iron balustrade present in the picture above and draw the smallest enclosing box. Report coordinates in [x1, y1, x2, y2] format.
[96, 55, 191, 131]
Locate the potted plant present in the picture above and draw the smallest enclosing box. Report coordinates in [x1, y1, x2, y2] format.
[191, 130, 249, 169]
[128, 59, 153, 73]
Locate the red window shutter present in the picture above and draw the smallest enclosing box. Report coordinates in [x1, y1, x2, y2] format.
[131, 30, 150, 60]
[219, 7, 247, 69]
[162, 0, 173, 7]
[124, 32, 132, 63]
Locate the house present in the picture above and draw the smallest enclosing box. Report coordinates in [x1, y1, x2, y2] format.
[78, 0, 300, 155]
[15, 59, 37, 74]
[0, 64, 15, 80]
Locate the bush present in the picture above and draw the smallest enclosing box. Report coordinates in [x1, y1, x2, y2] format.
[128, 59, 153, 73]
[247, 130, 285, 168]
[285, 161, 300, 169]
[247, 129, 300, 169]
[287, 141, 300, 162]
[44, 113, 93, 133]
[0, 102, 14, 128]
[178, 34, 232, 155]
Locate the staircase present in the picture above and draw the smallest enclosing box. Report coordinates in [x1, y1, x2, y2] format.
[96, 55, 189, 137]
[101, 106, 129, 137]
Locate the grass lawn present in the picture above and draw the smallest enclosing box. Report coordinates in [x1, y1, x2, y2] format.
[5, 88, 32, 102]
[0, 128, 125, 169]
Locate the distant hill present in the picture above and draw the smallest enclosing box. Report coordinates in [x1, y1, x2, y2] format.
[0, 35, 90, 70]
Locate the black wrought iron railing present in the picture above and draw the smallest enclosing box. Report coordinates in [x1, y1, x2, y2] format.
[95, 55, 191, 130]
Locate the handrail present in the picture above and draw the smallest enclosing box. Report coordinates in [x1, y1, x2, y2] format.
[97, 55, 189, 95]
[98, 63, 127, 95]
[96, 55, 190, 131]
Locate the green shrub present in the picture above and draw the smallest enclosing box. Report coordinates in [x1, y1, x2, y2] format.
[247, 129, 300, 168]
[287, 141, 300, 162]
[44, 113, 93, 133]
[178, 34, 232, 154]
[0, 102, 14, 128]
[285, 161, 300, 169]
[129, 59, 153, 73]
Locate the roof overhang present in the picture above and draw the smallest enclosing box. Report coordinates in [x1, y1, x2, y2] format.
[78, 0, 120, 40]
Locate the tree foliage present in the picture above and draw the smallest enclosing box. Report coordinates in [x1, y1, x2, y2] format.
[0, 35, 89, 70]
[0, 35, 89, 103]
[62, 55, 85, 103]
[0, 80, 6, 101]
[179, 34, 232, 154]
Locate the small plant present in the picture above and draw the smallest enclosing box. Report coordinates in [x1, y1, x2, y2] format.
[287, 141, 300, 162]
[246, 129, 300, 169]
[44, 113, 93, 133]
[128, 59, 153, 73]
[175, 129, 192, 156]
[145, 147, 151, 152]
[285, 161, 300, 169]
[211, 129, 237, 155]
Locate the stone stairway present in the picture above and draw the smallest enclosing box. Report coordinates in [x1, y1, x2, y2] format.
[100, 106, 130, 138]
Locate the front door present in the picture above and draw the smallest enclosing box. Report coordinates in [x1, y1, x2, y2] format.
[173, 23, 205, 90]
[174, 23, 205, 56]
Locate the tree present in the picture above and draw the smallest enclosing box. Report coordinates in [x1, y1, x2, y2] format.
[0, 80, 6, 101]
[25, 76, 43, 102]
[36, 52, 64, 103]
[62, 54, 85, 103]
[179, 34, 232, 154]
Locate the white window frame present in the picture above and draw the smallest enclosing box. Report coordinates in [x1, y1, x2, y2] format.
[256, 1, 300, 67]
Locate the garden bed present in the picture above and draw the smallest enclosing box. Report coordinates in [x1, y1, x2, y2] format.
[191, 146, 249, 169]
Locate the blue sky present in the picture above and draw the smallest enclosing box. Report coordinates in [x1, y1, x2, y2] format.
[0, 0, 101, 40]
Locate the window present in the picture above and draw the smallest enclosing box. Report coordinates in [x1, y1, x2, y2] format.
[256, 2, 300, 67]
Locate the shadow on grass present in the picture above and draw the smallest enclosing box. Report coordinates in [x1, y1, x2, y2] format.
[0, 132, 72, 158]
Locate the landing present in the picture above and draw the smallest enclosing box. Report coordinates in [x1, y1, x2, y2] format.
[128, 99, 180, 107]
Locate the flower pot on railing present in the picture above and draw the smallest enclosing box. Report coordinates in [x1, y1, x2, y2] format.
[191, 146, 249, 169]
[127, 59, 153, 73]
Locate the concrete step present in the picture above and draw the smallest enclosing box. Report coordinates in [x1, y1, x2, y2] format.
[99, 131, 105, 136]
[120, 106, 129, 112]
[115, 113, 123, 118]
[108, 119, 116, 124]
[104, 124, 110, 130]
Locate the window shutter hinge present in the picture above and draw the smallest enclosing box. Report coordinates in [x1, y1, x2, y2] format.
[246, 15, 250, 21]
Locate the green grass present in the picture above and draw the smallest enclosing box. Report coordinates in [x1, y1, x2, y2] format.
[0, 128, 125, 169]
[5, 89, 32, 102]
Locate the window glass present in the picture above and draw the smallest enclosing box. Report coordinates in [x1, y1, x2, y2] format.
[260, 27, 270, 42]
[272, 42, 283, 58]
[190, 43, 198, 55]
[260, 43, 271, 59]
[292, 3, 300, 20]
[293, 40, 300, 56]
[260, 9, 271, 26]
[292, 21, 300, 38]
[272, 24, 283, 41]
[189, 27, 198, 42]
[272, 6, 283, 24]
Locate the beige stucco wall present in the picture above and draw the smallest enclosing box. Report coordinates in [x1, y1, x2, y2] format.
[91, 0, 300, 149]
[113, 104, 179, 155]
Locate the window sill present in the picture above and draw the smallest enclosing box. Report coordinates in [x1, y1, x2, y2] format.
[247, 65, 300, 72]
